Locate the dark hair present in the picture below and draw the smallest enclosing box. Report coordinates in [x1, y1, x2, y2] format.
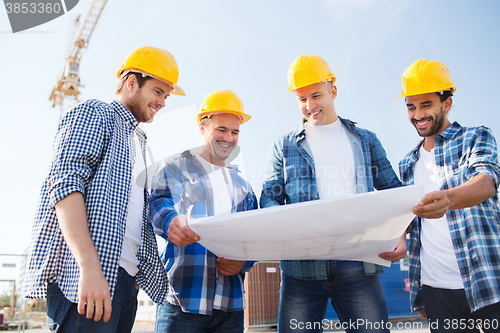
[115, 72, 153, 93]
[437, 90, 453, 103]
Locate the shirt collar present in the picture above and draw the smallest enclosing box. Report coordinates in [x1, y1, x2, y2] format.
[294, 122, 307, 142]
[436, 121, 462, 140]
[408, 141, 424, 162]
[111, 100, 139, 130]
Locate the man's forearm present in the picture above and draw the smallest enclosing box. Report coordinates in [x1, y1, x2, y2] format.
[414, 174, 497, 219]
[54, 191, 112, 321]
[445, 174, 496, 210]
[54, 191, 102, 273]
[260, 181, 286, 207]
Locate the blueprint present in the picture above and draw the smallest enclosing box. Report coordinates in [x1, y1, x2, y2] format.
[188, 185, 424, 267]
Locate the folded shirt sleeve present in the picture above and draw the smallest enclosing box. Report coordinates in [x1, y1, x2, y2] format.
[48, 102, 105, 209]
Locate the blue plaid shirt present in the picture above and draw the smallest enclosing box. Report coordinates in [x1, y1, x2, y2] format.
[399, 122, 500, 312]
[24, 100, 167, 304]
[260, 117, 401, 280]
[148, 150, 257, 315]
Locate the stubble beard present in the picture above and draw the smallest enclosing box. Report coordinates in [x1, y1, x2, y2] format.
[413, 106, 445, 138]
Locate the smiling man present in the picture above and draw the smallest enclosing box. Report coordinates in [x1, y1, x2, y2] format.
[398, 59, 500, 333]
[260, 55, 404, 333]
[148, 89, 257, 333]
[24, 46, 185, 333]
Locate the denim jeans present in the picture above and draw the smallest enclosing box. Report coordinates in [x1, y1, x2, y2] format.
[46, 267, 138, 333]
[155, 301, 244, 333]
[278, 260, 389, 333]
[421, 285, 500, 333]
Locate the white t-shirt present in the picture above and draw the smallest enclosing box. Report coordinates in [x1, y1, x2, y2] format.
[119, 131, 144, 277]
[195, 153, 234, 309]
[414, 145, 463, 289]
[304, 120, 356, 200]
[195, 154, 234, 216]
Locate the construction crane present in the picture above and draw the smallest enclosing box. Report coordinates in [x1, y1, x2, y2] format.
[49, 0, 108, 118]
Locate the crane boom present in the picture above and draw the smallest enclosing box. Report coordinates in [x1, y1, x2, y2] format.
[69, 0, 107, 62]
[49, 0, 108, 115]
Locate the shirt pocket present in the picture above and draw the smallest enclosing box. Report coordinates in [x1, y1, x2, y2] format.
[182, 175, 206, 203]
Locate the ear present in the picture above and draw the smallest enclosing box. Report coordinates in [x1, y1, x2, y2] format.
[443, 96, 453, 113]
[125, 74, 138, 93]
[199, 121, 205, 134]
[330, 84, 338, 100]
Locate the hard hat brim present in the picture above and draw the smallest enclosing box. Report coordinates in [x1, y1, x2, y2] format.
[197, 110, 251, 124]
[286, 77, 337, 93]
[234, 110, 251, 124]
[395, 86, 456, 99]
[171, 83, 186, 96]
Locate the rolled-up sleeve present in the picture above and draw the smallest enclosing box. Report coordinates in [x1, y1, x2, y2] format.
[368, 132, 402, 190]
[48, 103, 104, 209]
[148, 160, 182, 239]
[466, 126, 500, 188]
[260, 140, 286, 208]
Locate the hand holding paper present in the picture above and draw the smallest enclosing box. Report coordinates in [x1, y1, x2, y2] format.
[168, 214, 199, 247]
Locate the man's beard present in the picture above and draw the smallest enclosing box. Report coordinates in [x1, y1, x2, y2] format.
[412, 106, 445, 138]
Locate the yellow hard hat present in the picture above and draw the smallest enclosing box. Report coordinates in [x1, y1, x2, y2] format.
[197, 89, 251, 124]
[287, 55, 336, 92]
[397, 59, 456, 98]
[117, 46, 186, 96]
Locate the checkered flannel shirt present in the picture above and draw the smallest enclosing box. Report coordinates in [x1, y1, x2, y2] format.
[399, 121, 500, 312]
[260, 117, 401, 280]
[148, 150, 257, 315]
[24, 99, 167, 304]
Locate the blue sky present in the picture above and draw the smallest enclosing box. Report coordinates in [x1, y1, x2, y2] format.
[1, 0, 499, 260]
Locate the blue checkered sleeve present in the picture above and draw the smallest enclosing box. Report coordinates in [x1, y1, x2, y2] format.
[261, 135, 287, 208]
[149, 159, 182, 238]
[465, 126, 500, 187]
[365, 129, 403, 190]
[48, 102, 105, 209]
[261, 130, 318, 208]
